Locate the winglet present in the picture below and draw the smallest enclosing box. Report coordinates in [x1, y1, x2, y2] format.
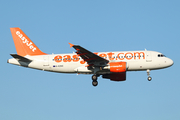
[69, 43, 74, 48]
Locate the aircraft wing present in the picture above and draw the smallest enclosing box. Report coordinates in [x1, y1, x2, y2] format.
[69, 43, 109, 66]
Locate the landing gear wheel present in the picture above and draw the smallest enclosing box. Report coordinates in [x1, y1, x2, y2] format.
[92, 75, 97, 81]
[148, 76, 152, 81]
[92, 75, 98, 86]
[92, 80, 98, 86]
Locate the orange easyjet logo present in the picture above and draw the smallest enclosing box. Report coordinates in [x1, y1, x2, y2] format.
[16, 31, 36, 52]
[54, 52, 145, 64]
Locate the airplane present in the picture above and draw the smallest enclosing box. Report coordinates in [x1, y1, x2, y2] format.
[8, 27, 174, 86]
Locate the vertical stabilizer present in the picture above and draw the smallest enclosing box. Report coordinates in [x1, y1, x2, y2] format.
[10, 28, 47, 56]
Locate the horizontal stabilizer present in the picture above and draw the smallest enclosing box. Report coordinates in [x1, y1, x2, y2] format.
[10, 54, 32, 62]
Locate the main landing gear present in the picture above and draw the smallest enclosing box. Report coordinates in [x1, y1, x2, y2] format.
[92, 74, 99, 87]
[147, 69, 152, 81]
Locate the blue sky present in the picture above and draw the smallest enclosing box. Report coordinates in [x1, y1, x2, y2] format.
[1, 0, 180, 120]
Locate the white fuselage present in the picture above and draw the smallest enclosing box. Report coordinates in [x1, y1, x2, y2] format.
[8, 50, 174, 74]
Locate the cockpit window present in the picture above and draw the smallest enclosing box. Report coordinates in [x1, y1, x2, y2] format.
[158, 54, 166, 57]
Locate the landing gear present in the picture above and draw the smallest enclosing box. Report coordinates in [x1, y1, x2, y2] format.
[92, 75, 99, 87]
[147, 69, 152, 81]
[92, 75, 97, 81]
[92, 80, 98, 86]
[148, 76, 152, 81]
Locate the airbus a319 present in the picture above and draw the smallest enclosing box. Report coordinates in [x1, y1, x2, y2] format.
[8, 28, 174, 86]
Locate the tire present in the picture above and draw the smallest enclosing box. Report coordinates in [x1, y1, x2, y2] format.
[92, 75, 97, 81]
[92, 80, 98, 86]
[148, 76, 152, 81]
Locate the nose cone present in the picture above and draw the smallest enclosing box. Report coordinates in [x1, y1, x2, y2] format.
[167, 58, 174, 67]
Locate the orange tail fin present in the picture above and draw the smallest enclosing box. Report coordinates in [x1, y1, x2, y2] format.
[10, 28, 47, 56]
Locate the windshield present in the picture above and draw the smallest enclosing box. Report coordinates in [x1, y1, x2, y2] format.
[158, 54, 166, 57]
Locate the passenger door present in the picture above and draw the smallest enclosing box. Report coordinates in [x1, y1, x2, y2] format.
[146, 51, 152, 62]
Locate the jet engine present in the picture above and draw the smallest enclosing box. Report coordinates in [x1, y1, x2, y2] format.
[109, 62, 126, 72]
[102, 62, 127, 81]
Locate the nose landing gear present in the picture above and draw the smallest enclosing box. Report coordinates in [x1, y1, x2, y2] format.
[148, 76, 152, 81]
[147, 69, 152, 81]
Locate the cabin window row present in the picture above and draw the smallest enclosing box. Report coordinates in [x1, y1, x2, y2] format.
[107, 55, 144, 59]
[52, 55, 145, 61]
[53, 58, 81, 61]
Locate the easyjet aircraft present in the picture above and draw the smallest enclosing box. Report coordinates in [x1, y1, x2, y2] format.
[8, 28, 174, 86]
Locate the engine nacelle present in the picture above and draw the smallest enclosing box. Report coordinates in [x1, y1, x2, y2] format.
[102, 62, 127, 81]
[102, 72, 126, 81]
[109, 62, 126, 73]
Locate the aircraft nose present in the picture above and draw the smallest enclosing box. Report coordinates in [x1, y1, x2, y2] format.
[167, 58, 174, 67]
